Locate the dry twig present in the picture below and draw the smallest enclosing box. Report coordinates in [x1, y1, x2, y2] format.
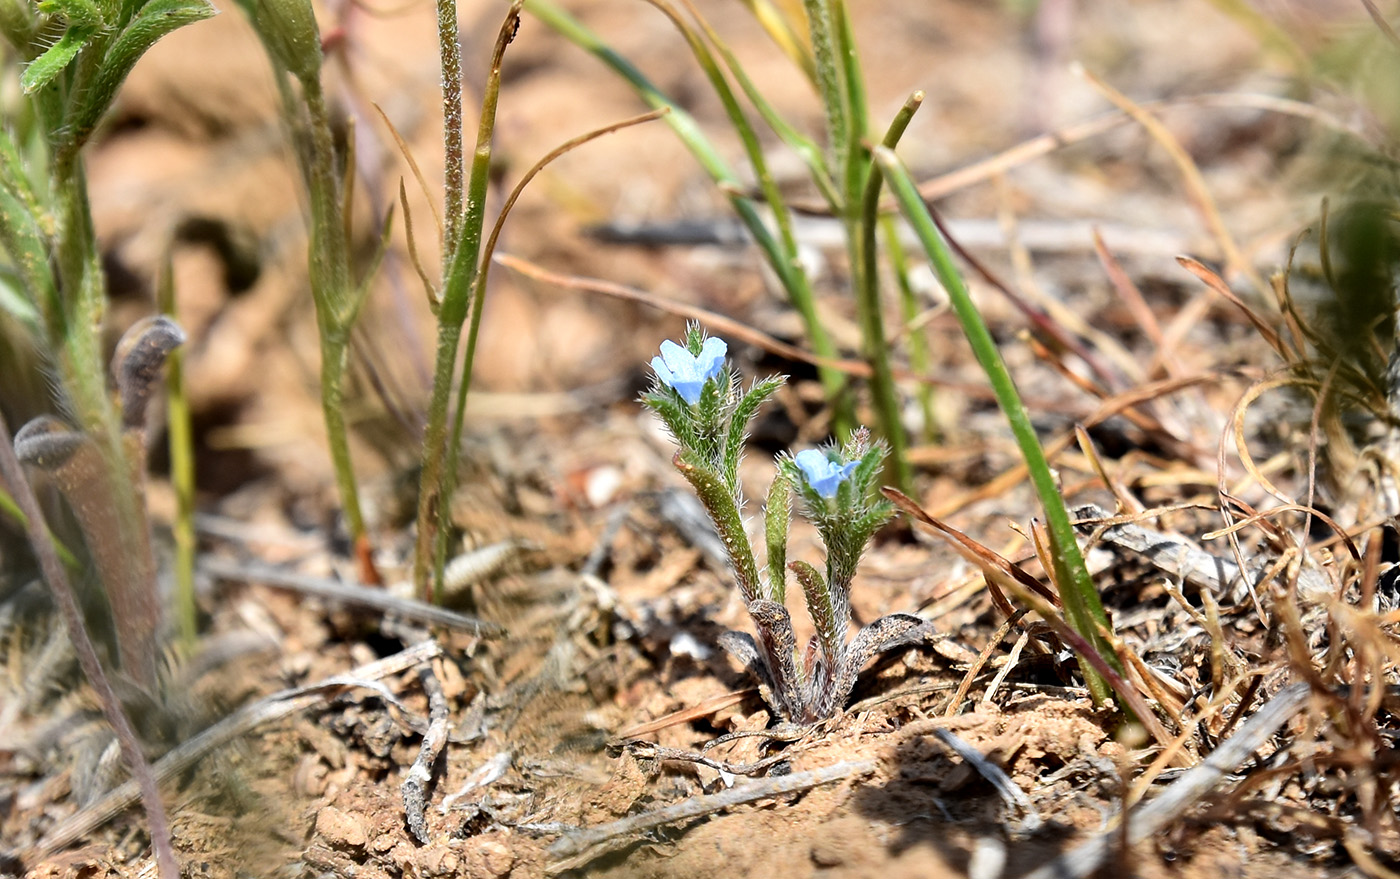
[402, 658, 450, 843]
[546, 758, 877, 869]
[200, 557, 504, 637]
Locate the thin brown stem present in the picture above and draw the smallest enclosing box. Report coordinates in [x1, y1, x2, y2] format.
[0, 411, 179, 879]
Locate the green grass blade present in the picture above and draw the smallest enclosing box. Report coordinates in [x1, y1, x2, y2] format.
[676, 0, 838, 206]
[157, 250, 196, 649]
[527, 0, 851, 422]
[800, 0, 845, 170]
[851, 92, 921, 493]
[875, 145, 1119, 706]
[831, 0, 868, 205]
[881, 212, 938, 442]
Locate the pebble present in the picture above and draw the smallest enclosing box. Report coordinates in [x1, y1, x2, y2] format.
[473, 839, 514, 877]
[315, 806, 368, 849]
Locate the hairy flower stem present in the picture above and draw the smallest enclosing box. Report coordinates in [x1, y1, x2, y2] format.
[437, 0, 463, 256]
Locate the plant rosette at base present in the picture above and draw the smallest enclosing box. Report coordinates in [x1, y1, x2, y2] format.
[643, 326, 925, 723]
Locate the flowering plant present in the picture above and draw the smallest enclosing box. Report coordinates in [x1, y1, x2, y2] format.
[643, 326, 923, 722]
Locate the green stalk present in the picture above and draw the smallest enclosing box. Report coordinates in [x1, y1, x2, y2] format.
[800, 0, 846, 173]
[301, 78, 367, 548]
[875, 146, 1119, 705]
[881, 211, 938, 442]
[527, 0, 850, 420]
[414, 1, 520, 603]
[851, 92, 920, 494]
[236, 6, 371, 563]
[157, 251, 196, 649]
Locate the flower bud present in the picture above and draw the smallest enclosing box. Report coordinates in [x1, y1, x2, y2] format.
[252, 0, 321, 84]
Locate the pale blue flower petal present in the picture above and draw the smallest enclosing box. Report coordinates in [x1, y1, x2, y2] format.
[651, 355, 676, 387]
[697, 337, 727, 380]
[794, 448, 857, 498]
[652, 337, 728, 405]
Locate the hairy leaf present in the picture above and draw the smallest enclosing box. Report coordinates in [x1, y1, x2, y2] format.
[694, 369, 725, 463]
[38, 0, 105, 26]
[66, 0, 217, 147]
[748, 598, 806, 721]
[790, 558, 845, 674]
[20, 24, 95, 94]
[111, 315, 185, 430]
[849, 440, 887, 497]
[642, 388, 698, 450]
[0, 271, 38, 327]
[723, 373, 783, 486]
[0, 182, 53, 333]
[717, 630, 782, 716]
[673, 450, 762, 604]
[823, 612, 925, 716]
[763, 470, 790, 603]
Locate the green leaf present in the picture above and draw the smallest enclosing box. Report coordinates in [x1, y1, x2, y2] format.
[673, 449, 763, 605]
[0, 173, 55, 332]
[0, 270, 40, 329]
[791, 559, 844, 673]
[722, 373, 783, 488]
[763, 470, 790, 603]
[694, 369, 726, 466]
[38, 0, 105, 27]
[875, 144, 1120, 707]
[248, 0, 321, 83]
[345, 203, 396, 329]
[20, 24, 96, 94]
[849, 439, 886, 498]
[66, 0, 217, 147]
[642, 388, 697, 450]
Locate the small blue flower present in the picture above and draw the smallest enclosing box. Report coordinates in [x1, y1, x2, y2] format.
[651, 337, 727, 405]
[794, 449, 858, 499]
